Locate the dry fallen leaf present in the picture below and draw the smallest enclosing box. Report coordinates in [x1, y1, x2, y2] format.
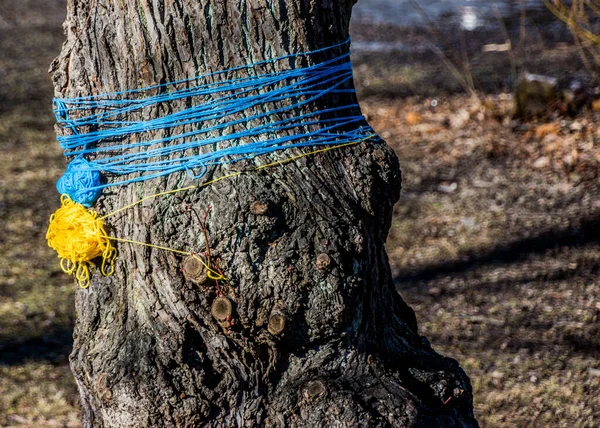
[535, 122, 560, 138]
[405, 111, 423, 126]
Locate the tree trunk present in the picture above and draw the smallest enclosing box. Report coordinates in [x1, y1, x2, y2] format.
[51, 1, 477, 426]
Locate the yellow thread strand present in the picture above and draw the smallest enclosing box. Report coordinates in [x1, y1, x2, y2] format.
[101, 184, 197, 219]
[46, 195, 116, 288]
[49, 137, 375, 286]
[255, 139, 366, 170]
[101, 138, 375, 282]
[103, 136, 376, 219]
[106, 236, 191, 256]
[105, 236, 225, 280]
[101, 171, 248, 220]
[198, 171, 244, 188]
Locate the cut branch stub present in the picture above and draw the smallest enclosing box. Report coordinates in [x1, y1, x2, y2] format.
[211, 296, 233, 322]
[250, 201, 269, 215]
[304, 380, 327, 400]
[182, 255, 208, 284]
[267, 312, 286, 336]
[315, 253, 331, 270]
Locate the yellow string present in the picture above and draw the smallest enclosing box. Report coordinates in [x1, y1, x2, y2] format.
[48, 136, 376, 286]
[46, 194, 116, 288]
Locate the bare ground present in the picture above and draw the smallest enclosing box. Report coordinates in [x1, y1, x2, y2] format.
[1, 1, 599, 426]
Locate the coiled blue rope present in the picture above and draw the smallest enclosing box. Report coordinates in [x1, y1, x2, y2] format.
[54, 38, 371, 206]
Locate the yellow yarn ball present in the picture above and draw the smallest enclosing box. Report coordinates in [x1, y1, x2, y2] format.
[46, 194, 116, 288]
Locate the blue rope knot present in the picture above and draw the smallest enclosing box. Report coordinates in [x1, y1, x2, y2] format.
[53, 38, 373, 206]
[56, 158, 102, 207]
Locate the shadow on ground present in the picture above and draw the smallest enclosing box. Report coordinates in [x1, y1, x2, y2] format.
[394, 213, 600, 284]
[0, 330, 73, 366]
[361, 93, 600, 425]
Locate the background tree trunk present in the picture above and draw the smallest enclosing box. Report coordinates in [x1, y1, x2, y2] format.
[51, 1, 478, 426]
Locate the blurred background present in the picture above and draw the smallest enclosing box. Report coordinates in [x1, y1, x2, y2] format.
[1, 0, 599, 426]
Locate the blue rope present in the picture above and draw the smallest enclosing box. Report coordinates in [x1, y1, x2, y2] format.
[53, 38, 372, 206]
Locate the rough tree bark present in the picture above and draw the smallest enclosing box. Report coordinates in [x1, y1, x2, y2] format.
[51, 1, 478, 426]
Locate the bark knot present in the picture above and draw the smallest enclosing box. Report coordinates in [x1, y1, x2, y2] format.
[211, 296, 233, 321]
[267, 312, 286, 336]
[182, 255, 208, 284]
[250, 200, 269, 215]
[315, 253, 331, 270]
[304, 380, 327, 400]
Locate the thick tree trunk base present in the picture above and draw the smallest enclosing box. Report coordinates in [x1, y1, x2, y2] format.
[51, 1, 478, 426]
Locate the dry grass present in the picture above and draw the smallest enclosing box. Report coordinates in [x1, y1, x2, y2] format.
[0, 364, 80, 427]
[544, 0, 600, 80]
[0, 1, 81, 426]
[0, 109, 81, 427]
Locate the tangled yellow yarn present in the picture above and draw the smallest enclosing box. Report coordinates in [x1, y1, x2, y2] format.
[46, 194, 116, 288]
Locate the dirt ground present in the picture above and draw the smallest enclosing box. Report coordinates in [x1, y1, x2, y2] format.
[1, 1, 599, 427]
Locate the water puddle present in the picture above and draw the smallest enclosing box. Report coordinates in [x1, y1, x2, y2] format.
[351, 41, 420, 53]
[352, 0, 545, 30]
